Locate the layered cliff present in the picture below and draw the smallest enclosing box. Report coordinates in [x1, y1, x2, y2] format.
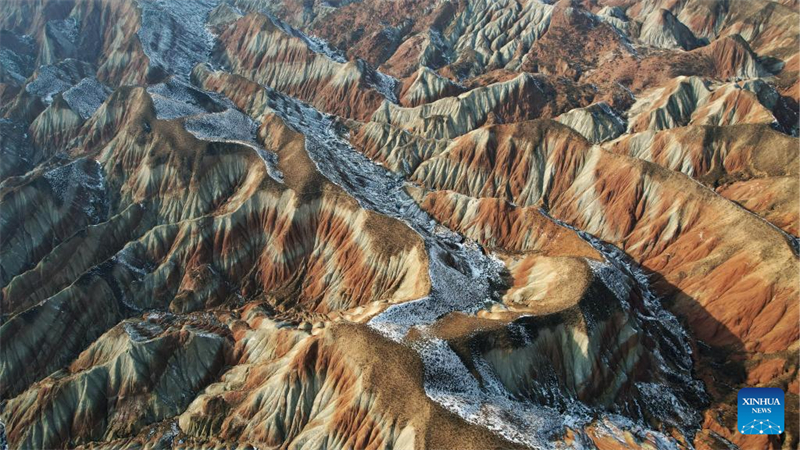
[211, 13, 397, 120]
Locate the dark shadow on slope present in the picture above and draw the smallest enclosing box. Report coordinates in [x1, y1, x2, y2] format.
[647, 272, 797, 449]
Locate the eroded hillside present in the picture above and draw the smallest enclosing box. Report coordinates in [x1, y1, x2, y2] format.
[1, 1, 798, 449]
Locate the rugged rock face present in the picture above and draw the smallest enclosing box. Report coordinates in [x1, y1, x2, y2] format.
[626, 76, 795, 134]
[211, 13, 397, 120]
[605, 124, 800, 234]
[638, 8, 700, 51]
[5, 314, 232, 449]
[1, 1, 798, 449]
[394, 120, 797, 355]
[556, 102, 626, 143]
[371, 73, 594, 140]
[398, 66, 466, 107]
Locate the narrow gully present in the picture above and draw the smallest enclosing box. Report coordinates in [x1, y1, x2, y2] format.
[134, 2, 706, 447]
[263, 89, 704, 448]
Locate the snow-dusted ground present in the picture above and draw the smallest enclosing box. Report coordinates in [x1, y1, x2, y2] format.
[62, 78, 112, 119]
[45, 17, 79, 51]
[123, 320, 166, 343]
[138, 2, 283, 183]
[147, 78, 225, 119]
[43, 158, 108, 224]
[364, 67, 400, 104]
[25, 61, 90, 104]
[541, 209, 706, 430]
[185, 109, 283, 182]
[264, 90, 570, 448]
[0, 45, 34, 85]
[262, 89, 702, 448]
[130, 3, 702, 446]
[137, 0, 219, 78]
[0, 31, 35, 85]
[0, 420, 6, 450]
[264, 12, 348, 64]
[147, 78, 283, 183]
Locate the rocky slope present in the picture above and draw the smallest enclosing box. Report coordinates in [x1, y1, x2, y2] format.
[1, 1, 798, 449]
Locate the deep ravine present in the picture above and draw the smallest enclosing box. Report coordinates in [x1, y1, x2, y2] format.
[262, 88, 705, 449]
[133, 1, 706, 447]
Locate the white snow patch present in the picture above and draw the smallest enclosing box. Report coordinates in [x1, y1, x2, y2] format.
[62, 78, 112, 119]
[43, 158, 107, 222]
[137, 0, 219, 78]
[184, 109, 284, 182]
[366, 68, 400, 104]
[45, 17, 79, 47]
[25, 64, 80, 104]
[264, 13, 347, 63]
[147, 78, 283, 183]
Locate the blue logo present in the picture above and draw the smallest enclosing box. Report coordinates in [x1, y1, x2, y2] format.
[738, 387, 784, 435]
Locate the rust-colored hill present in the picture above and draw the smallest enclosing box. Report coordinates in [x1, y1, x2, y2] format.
[1, 1, 798, 449]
